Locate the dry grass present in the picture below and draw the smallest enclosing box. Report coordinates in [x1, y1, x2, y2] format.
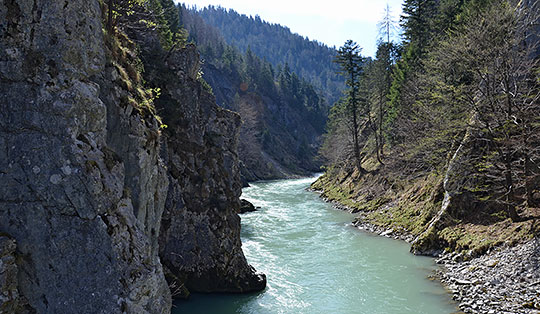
[313, 155, 539, 256]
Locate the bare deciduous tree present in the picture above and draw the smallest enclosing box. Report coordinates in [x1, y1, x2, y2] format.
[429, 0, 540, 221]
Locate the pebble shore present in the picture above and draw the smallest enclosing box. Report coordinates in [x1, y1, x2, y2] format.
[436, 238, 540, 314]
[357, 218, 540, 314]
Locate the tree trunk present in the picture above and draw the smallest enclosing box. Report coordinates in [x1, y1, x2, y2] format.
[350, 61, 366, 174]
[504, 157, 520, 222]
[351, 101, 367, 174]
[378, 90, 385, 159]
[369, 115, 384, 165]
[108, 0, 114, 32]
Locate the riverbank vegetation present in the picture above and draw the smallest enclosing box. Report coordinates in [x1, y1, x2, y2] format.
[314, 0, 540, 257]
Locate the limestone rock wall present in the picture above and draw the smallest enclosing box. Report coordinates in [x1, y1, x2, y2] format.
[0, 1, 266, 311]
[139, 43, 267, 294]
[0, 235, 29, 313]
[0, 0, 170, 312]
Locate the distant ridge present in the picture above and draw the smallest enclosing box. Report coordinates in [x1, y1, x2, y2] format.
[179, 4, 329, 181]
[185, 5, 344, 104]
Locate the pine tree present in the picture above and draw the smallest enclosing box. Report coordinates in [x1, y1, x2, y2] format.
[378, 3, 398, 44]
[372, 4, 399, 161]
[334, 40, 367, 174]
[159, 0, 180, 33]
[106, 0, 147, 32]
[400, 0, 438, 55]
[370, 41, 398, 162]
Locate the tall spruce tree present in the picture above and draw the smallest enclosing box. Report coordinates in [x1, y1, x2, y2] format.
[400, 0, 438, 56]
[159, 0, 180, 33]
[373, 4, 399, 161]
[371, 41, 398, 162]
[335, 40, 367, 174]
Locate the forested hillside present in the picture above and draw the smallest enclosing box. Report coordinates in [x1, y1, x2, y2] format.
[183, 5, 344, 104]
[313, 0, 540, 256]
[178, 5, 328, 182]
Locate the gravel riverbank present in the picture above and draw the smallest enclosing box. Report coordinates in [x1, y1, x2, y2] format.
[364, 220, 540, 314]
[436, 237, 540, 314]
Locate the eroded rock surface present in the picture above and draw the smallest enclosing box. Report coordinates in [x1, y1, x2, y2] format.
[239, 199, 257, 213]
[0, 1, 170, 312]
[142, 43, 266, 294]
[0, 1, 266, 311]
[0, 235, 30, 313]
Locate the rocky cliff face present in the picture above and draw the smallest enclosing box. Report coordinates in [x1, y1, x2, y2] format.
[0, 235, 28, 312]
[158, 51, 266, 292]
[0, 0, 264, 312]
[123, 24, 266, 294]
[0, 1, 170, 312]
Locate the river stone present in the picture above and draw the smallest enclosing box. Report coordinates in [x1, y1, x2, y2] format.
[438, 237, 540, 314]
[239, 199, 257, 213]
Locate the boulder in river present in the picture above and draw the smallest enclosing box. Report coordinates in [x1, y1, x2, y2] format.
[240, 199, 257, 213]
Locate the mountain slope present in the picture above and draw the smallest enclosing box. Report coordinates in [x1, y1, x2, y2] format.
[183, 5, 344, 105]
[312, 0, 540, 259]
[179, 6, 328, 181]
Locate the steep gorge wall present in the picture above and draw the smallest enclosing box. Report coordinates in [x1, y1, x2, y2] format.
[0, 0, 264, 312]
[0, 1, 170, 312]
[179, 6, 325, 182]
[159, 51, 266, 293]
[123, 23, 266, 293]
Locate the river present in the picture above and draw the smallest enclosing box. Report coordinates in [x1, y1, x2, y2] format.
[173, 176, 458, 313]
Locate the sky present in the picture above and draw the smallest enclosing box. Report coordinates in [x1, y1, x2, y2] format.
[176, 0, 404, 57]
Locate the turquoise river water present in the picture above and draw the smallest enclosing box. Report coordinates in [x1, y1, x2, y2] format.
[173, 176, 458, 314]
